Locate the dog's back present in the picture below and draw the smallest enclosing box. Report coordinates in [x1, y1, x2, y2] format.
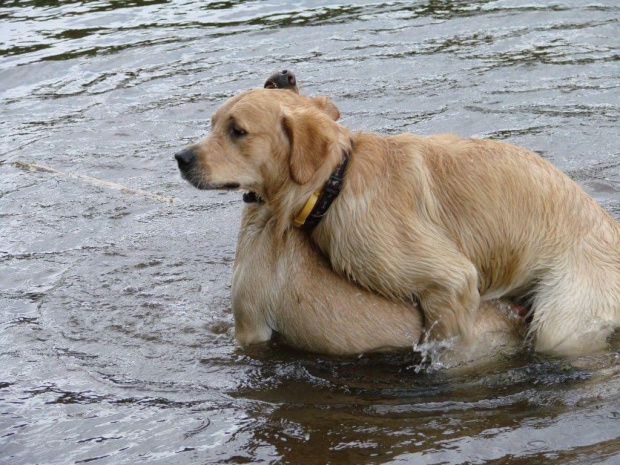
[232, 202, 525, 358]
[319, 131, 620, 355]
[232, 203, 423, 355]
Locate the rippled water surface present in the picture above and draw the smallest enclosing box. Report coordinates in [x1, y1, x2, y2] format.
[1, 1, 619, 464]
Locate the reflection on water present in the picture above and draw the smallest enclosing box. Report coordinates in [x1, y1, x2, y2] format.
[1, 0, 619, 463]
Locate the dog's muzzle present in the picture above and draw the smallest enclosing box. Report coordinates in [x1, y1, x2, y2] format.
[174, 147, 240, 190]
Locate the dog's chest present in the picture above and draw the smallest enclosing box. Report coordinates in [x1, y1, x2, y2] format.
[231, 229, 280, 309]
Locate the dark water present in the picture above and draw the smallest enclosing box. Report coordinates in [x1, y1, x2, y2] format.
[1, 1, 619, 463]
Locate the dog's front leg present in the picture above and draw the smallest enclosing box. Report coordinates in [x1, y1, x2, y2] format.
[233, 308, 273, 346]
[231, 280, 274, 345]
[415, 253, 480, 346]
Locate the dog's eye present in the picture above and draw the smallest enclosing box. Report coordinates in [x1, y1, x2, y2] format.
[230, 125, 247, 138]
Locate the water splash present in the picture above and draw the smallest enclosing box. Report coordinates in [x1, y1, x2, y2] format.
[410, 320, 464, 372]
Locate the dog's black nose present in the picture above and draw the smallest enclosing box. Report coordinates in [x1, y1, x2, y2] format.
[264, 69, 297, 91]
[281, 69, 296, 87]
[175, 147, 196, 171]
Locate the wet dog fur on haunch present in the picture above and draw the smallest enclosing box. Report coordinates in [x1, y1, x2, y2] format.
[176, 71, 619, 357]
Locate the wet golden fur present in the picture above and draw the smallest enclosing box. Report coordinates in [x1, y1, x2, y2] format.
[233, 197, 525, 355]
[187, 88, 620, 356]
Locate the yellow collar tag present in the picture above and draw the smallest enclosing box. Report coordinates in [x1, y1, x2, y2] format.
[292, 189, 322, 228]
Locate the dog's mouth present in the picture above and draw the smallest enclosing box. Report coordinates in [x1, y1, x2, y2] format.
[193, 181, 241, 191]
[179, 171, 240, 191]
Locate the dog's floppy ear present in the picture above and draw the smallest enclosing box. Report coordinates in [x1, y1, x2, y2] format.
[282, 108, 335, 184]
[310, 95, 340, 121]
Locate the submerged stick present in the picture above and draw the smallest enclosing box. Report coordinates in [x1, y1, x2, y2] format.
[13, 160, 177, 203]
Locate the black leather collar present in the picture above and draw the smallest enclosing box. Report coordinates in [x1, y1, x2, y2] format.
[242, 148, 350, 233]
[293, 150, 349, 231]
[242, 191, 264, 204]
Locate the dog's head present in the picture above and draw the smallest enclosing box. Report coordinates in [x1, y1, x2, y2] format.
[175, 89, 348, 200]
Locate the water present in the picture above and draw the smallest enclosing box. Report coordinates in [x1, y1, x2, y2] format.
[1, 1, 619, 463]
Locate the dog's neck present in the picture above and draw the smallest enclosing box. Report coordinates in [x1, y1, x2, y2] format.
[292, 149, 350, 231]
[260, 131, 354, 239]
[241, 149, 349, 233]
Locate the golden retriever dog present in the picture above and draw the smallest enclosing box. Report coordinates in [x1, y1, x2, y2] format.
[177, 71, 525, 358]
[233, 197, 525, 355]
[175, 80, 619, 357]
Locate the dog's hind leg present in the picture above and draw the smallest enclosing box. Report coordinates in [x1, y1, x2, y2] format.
[530, 264, 619, 356]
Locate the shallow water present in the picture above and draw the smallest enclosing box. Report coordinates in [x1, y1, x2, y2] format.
[1, 1, 619, 463]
